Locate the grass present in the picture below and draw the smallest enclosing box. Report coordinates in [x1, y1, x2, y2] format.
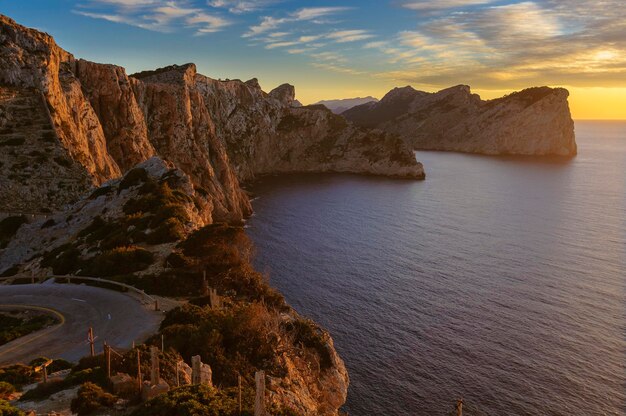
[0, 311, 60, 346]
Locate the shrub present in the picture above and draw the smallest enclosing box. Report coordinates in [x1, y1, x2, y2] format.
[146, 218, 185, 245]
[0, 216, 27, 248]
[0, 365, 36, 388]
[0, 399, 23, 416]
[70, 382, 116, 416]
[19, 367, 107, 403]
[0, 381, 15, 399]
[130, 384, 253, 416]
[118, 168, 148, 192]
[88, 186, 112, 200]
[159, 303, 282, 386]
[48, 359, 73, 374]
[40, 219, 55, 229]
[83, 246, 154, 276]
[283, 319, 333, 370]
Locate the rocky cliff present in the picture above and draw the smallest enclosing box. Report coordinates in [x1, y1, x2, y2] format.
[0, 159, 348, 415]
[343, 85, 577, 156]
[0, 15, 423, 217]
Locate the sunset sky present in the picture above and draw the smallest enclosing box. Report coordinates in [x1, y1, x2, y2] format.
[2, 0, 625, 119]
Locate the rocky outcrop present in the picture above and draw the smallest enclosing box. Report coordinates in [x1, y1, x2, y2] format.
[0, 14, 423, 216]
[343, 84, 577, 156]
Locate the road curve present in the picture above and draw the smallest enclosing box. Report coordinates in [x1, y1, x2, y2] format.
[0, 283, 162, 365]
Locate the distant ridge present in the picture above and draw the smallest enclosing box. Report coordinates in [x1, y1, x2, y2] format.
[315, 96, 379, 114]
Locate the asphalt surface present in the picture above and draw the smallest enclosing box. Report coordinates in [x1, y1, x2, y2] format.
[0, 283, 162, 365]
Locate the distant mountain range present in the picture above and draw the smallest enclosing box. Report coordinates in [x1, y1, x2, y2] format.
[314, 97, 379, 114]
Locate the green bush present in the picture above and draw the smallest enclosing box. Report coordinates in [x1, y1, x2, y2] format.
[0, 399, 23, 416]
[70, 382, 117, 416]
[20, 367, 107, 402]
[130, 384, 253, 416]
[0, 364, 37, 387]
[0, 313, 59, 346]
[83, 246, 154, 277]
[146, 218, 185, 245]
[0, 381, 15, 399]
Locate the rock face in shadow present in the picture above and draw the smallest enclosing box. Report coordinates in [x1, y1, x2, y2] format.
[0, 15, 424, 215]
[343, 85, 577, 156]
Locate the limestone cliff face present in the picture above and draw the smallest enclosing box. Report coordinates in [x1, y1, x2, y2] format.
[343, 84, 577, 156]
[193, 72, 424, 180]
[0, 14, 424, 217]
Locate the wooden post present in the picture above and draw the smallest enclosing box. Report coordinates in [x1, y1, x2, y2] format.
[88, 327, 95, 357]
[202, 270, 209, 296]
[136, 350, 142, 392]
[42, 365, 48, 383]
[456, 399, 463, 416]
[161, 334, 164, 352]
[255, 371, 265, 416]
[154, 300, 159, 311]
[150, 346, 159, 386]
[104, 342, 111, 380]
[238, 375, 242, 415]
[176, 362, 180, 387]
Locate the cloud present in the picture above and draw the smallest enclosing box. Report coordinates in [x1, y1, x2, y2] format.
[208, 0, 282, 14]
[369, 0, 626, 89]
[326, 30, 374, 43]
[243, 6, 351, 37]
[265, 41, 299, 49]
[74, 0, 231, 34]
[399, 0, 497, 10]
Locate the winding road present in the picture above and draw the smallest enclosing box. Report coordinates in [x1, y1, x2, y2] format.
[0, 283, 162, 365]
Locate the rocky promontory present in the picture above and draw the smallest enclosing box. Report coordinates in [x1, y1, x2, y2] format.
[343, 85, 577, 156]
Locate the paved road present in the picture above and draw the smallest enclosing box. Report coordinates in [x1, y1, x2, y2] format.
[0, 284, 162, 365]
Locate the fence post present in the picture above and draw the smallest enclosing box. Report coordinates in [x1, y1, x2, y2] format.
[456, 399, 463, 416]
[255, 371, 265, 416]
[104, 342, 111, 380]
[88, 327, 95, 357]
[137, 349, 142, 392]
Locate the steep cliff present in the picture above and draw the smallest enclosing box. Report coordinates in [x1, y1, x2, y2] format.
[343, 85, 577, 156]
[0, 15, 423, 215]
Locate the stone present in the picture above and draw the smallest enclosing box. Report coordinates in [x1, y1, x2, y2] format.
[110, 373, 135, 397]
[191, 355, 212, 386]
[141, 379, 170, 401]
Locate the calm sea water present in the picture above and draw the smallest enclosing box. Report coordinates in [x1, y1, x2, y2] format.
[246, 121, 626, 416]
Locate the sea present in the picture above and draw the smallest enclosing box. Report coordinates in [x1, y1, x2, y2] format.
[246, 121, 626, 415]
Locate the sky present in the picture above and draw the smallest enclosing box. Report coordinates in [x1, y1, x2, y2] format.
[1, 0, 625, 119]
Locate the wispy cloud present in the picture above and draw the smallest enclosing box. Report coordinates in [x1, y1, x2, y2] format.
[74, 0, 231, 34]
[327, 30, 374, 43]
[207, 0, 282, 14]
[243, 6, 351, 37]
[399, 0, 497, 11]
